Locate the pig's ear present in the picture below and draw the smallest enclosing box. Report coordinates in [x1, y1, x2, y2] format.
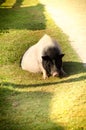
[59, 54, 65, 58]
[42, 56, 50, 60]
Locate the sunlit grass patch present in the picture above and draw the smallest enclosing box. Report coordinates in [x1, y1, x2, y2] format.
[50, 78, 86, 129]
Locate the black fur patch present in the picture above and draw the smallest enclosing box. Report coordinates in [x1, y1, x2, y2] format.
[43, 47, 61, 59]
[42, 47, 64, 77]
[42, 56, 53, 77]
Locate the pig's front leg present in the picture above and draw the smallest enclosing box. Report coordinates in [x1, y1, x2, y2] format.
[40, 65, 48, 79]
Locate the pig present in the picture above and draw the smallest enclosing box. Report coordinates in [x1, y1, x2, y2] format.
[21, 34, 66, 79]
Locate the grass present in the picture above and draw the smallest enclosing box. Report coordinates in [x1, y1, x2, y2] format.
[0, 0, 86, 130]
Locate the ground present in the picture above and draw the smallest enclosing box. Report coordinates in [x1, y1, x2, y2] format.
[0, 0, 86, 130]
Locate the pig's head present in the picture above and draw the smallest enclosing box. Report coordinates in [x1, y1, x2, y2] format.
[42, 54, 65, 77]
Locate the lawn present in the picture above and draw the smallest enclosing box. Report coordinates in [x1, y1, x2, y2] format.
[0, 0, 86, 130]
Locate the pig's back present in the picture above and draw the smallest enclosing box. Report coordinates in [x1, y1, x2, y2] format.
[37, 34, 61, 55]
[21, 45, 41, 73]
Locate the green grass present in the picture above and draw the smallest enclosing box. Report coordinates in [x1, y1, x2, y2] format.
[0, 0, 86, 130]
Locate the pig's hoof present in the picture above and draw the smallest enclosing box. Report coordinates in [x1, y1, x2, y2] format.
[43, 75, 48, 79]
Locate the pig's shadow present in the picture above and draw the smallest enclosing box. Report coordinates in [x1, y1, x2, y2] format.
[1, 61, 86, 89]
[63, 61, 86, 75]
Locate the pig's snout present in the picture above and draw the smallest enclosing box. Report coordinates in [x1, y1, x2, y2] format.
[52, 72, 59, 77]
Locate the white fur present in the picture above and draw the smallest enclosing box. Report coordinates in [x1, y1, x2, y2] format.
[21, 34, 61, 77]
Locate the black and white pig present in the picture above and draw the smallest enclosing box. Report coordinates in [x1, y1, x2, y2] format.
[21, 34, 66, 79]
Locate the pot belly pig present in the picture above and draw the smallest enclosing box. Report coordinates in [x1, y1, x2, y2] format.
[21, 34, 66, 79]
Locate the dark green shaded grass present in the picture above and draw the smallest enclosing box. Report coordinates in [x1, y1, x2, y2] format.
[0, 0, 86, 130]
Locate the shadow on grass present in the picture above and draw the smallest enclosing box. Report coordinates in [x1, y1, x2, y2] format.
[0, 75, 86, 89]
[63, 61, 86, 75]
[0, 0, 5, 5]
[0, 87, 65, 130]
[13, 0, 24, 8]
[0, 62, 85, 130]
[0, 61, 86, 89]
[0, 0, 46, 33]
